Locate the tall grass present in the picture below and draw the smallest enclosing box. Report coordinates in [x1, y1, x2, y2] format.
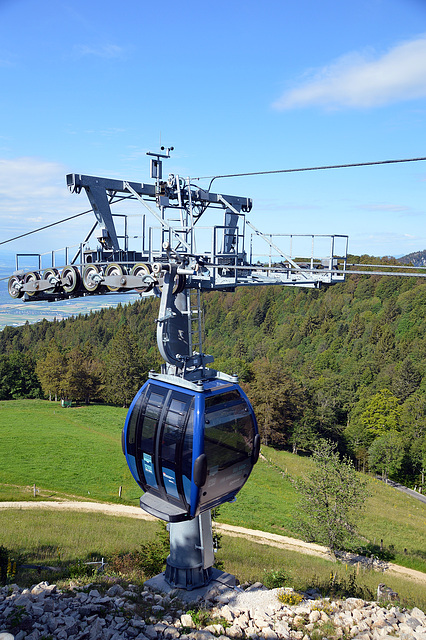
[0, 509, 425, 611]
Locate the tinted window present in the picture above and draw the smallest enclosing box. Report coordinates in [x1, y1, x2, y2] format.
[204, 395, 254, 470]
[181, 409, 194, 502]
[141, 390, 165, 455]
[205, 390, 241, 408]
[126, 395, 142, 453]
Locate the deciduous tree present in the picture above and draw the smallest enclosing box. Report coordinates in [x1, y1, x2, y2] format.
[295, 440, 369, 553]
[36, 342, 67, 400]
[62, 346, 102, 404]
[368, 430, 405, 482]
[360, 389, 402, 442]
[102, 326, 149, 407]
[248, 357, 305, 448]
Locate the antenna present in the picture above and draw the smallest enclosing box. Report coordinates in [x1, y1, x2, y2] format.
[147, 146, 174, 181]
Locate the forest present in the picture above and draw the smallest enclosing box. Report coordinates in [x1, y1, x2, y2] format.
[1, 255, 426, 488]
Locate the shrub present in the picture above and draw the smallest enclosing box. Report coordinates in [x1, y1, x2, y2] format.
[309, 571, 374, 601]
[0, 545, 16, 585]
[277, 590, 303, 606]
[186, 607, 229, 630]
[68, 559, 98, 580]
[0, 546, 9, 585]
[263, 568, 290, 589]
[109, 523, 169, 580]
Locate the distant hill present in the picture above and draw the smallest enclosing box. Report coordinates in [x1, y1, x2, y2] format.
[397, 249, 426, 266]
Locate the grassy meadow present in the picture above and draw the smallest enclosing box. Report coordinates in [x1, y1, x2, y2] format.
[1, 399, 425, 575]
[0, 399, 140, 504]
[0, 509, 425, 611]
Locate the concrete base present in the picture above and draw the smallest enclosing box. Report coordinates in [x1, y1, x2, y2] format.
[144, 568, 237, 603]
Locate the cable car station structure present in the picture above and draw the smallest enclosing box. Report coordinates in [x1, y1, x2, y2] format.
[7, 149, 350, 592]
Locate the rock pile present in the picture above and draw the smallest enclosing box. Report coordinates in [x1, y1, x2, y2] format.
[0, 580, 425, 640]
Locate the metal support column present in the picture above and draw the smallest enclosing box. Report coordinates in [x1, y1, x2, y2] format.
[164, 510, 215, 590]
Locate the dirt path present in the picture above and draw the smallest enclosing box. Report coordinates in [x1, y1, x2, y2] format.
[1, 500, 425, 585]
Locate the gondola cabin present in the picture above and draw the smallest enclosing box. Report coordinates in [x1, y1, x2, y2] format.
[122, 373, 260, 522]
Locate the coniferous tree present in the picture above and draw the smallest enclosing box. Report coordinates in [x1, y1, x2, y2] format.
[0, 352, 41, 399]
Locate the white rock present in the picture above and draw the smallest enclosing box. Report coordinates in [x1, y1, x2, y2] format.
[344, 598, 365, 611]
[181, 614, 195, 628]
[308, 610, 321, 623]
[262, 628, 278, 640]
[405, 616, 422, 629]
[191, 631, 216, 640]
[412, 608, 426, 621]
[220, 605, 235, 622]
[226, 624, 243, 638]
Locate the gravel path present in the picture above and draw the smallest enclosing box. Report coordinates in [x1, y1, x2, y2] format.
[1, 500, 425, 585]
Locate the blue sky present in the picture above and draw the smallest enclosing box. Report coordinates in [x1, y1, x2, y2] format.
[1, 0, 426, 262]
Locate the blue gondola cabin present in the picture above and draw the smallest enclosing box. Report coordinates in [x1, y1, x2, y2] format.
[122, 373, 260, 522]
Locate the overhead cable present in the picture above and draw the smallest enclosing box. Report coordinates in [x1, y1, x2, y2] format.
[2, 156, 426, 246]
[0, 209, 92, 246]
[196, 156, 426, 189]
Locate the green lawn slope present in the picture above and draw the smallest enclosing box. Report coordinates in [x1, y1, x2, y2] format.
[1, 399, 425, 573]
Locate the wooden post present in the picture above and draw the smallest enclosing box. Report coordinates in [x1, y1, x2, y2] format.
[118, 486, 122, 498]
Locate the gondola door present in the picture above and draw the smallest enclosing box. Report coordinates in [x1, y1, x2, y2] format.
[130, 381, 195, 521]
[158, 390, 194, 504]
[136, 384, 167, 491]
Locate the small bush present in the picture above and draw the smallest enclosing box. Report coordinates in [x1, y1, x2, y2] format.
[309, 571, 374, 601]
[310, 620, 338, 640]
[109, 523, 169, 580]
[186, 607, 229, 630]
[311, 600, 334, 615]
[0, 545, 16, 585]
[277, 590, 303, 605]
[187, 609, 212, 628]
[0, 546, 9, 585]
[263, 568, 290, 589]
[68, 560, 98, 580]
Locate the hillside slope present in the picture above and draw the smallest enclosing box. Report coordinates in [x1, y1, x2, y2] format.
[1, 258, 426, 486]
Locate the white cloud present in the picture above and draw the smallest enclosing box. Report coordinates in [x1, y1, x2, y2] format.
[73, 44, 125, 59]
[0, 157, 86, 251]
[0, 157, 70, 209]
[273, 36, 426, 110]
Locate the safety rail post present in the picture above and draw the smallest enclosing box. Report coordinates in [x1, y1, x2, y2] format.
[329, 235, 335, 272]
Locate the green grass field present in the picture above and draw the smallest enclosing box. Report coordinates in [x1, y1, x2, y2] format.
[1, 399, 425, 575]
[0, 399, 140, 504]
[0, 509, 425, 611]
